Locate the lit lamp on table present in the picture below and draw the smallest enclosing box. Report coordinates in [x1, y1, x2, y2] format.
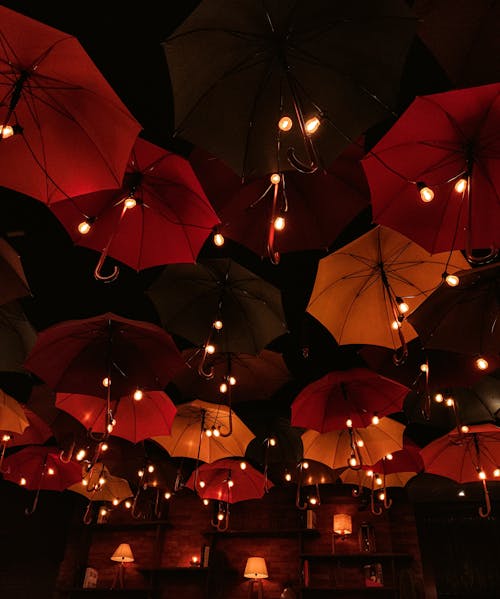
[110, 543, 135, 589]
[244, 556, 268, 599]
[332, 513, 352, 553]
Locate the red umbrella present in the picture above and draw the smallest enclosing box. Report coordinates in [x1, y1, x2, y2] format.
[50, 138, 221, 281]
[2, 445, 82, 513]
[2, 406, 52, 448]
[420, 423, 500, 517]
[55, 390, 177, 444]
[362, 83, 500, 261]
[291, 367, 409, 431]
[189, 142, 369, 262]
[23, 312, 185, 398]
[0, 6, 141, 204]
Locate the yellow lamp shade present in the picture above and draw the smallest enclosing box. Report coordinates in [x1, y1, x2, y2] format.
[244, 557, 268, 579]
[333, 513, 352, 536]
[111, 543, 135, 563]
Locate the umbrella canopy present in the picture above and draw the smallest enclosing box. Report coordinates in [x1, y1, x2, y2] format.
[146, 258, 288, 355]
[306, 225, 469, 351]
[152, 399, 255, 463]
[68, 463, 133, 504]
[185, 457, 271, 504]
[55, 390, 177, 444]
[0, 388, 29, 435]
[301, 417, 405, 470]
[340, 468, 416, 490]
[451, 375, 500, 427]
[407, 262, 500, 357]
[173, 349, 292, 403]
[291, 367, 410, 431]
[0, 301, 37, 373]
[164, 0, 416, 179]
[2, 406, 52, 448]
[415, 0, 500, 87]
[23, 312, 185, 397]
[0, 6, 141, 204]
[2, 445, 82, 491]
[50, 138, 221, 280]
[189, 142, 369, 261]
[0, 239, 31, 306]
[362, 83, 500, 259]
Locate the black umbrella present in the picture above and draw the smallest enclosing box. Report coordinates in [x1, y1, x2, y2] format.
[163, 0, 417, 178]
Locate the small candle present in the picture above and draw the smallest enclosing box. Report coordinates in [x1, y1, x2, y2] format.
[190, 556, 200, 567]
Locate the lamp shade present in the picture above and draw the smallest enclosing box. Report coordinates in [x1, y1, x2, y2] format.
[111, 543, 135, 563]
[333, 513, 352, 536]
[244, 557, 268, 579]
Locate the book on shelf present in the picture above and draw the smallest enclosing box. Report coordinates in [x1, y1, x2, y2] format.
[364, 563, 384, 587]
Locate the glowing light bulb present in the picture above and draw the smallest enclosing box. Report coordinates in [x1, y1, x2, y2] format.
[203, 499, 209, 506]
[445, 397, 454, 407]
[346, 419, 353, 428]
[125, 500, 132, 508]
[112, 498, 119, 506]
[391, 320, 400, 330]
[461, 425, 469, 433]
[217, 512, 225, 521]
[386, 453, 393, 461]
[375, 475, 383, 486]
[206, 344, 215, 354]
[269, 437, 277, 447]
[417, 183, 434, 203]
[458, 490, 465, 497]
[47, 467, 55, 475]
[148, 464, 155, 473]
[305, 116, 320, 135]
[371, 415, 380, 425]
[285, 472, 292, 482]
[274, 215, 286, 231]
[76, 449, 86, 461]
[164, 492, 172, 500]
[309, 496, 318, 505]
[229, 376, 236, 386]
[205, 428, 212, 437]
[138, 469, 144, 478]
[0, 124, 15, 139]
[213, 319, 223, 330]
[240, 461, 247, 470]
[100, 508, 108, 516]
[478, 470, 486, 480]
[124, 195, 136, 209]
[213, 232, 225, 247]
[78, 220, 92, 235]
[101, 443, 108, 452]
[20, 477, 26, 486]
[102, 377, 111, 388]
[434, 393, 444, 403]
[82, 478, 88, 487]
[349, 456, 358, 467]
[107, 423, 114, 433]
[367, 470, 374, 477]
[199, 480, 206, 488]
[494, 469, 500, 478]
[356, 439, 364, 448]
[476, 357, 489, 371]
[278, 116, 293, 131]
[302, 461, 309, 470]
[220, 382, 228, 393]
[212, 427, 220, 437]
[420, 363, 429, 373]
[270, 173, 281, 185]
[454, 178, 467, 193]
[133, 389, 143, 401]
[445, 273, 459, 287]
[2, 434, 11, 442]
[378, 492, 385, 501]
[228, 480, 234, 488]
[396, 297, 409, 313]
[98, 477, 106, 486]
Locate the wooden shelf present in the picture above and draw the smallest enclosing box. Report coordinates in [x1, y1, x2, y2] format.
[205, 528, 320, 537]
[301, 553, 411, 560]
[91, 520, 171, 530]
[138, 567, 209, 573]
[301, 586, 398, 593]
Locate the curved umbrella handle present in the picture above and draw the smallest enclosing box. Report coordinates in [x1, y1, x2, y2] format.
[25, 487, 41, 516]
[267, 239, 281, 265]
[94, 252, 120, 282]
[351, 485, 361, 498]
[383, 492, 393, 510]
[287, 146, 318, 174]
[59, 439, 76, 463]
[465, 245, 498, 265]
[479, 478, 491, 518]
[153, 487, 162, 520]
[370, 489, 383, 516]
[464, 174, 498, 265]
[295, 481, 308, 510]
[216, 506, 229, 531]
[197, 347, 215, 379]
[82, 500, 94, 525]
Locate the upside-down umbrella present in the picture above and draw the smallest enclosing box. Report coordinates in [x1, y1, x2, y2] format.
[415, 0, 500, 87]
[173, 349, 292, 403]
[55, 390, 177, 444]
[0, 301, 37, 373]
[0, 6, 141, 204]
[2, 445, 82, 513]
[23, 312, 185, 398]
[189, 142, 369, 262]
[146, 258, 288, 358]
[50, 138, 220, 282]
[152, 399, 255, 464]
[164, 0, 416, 179]
[407, 262, 500, 358]
[0, 239, 31, 306]
[420, 424, 500, 517]
[362, 83, 500, 261]
[306, 225, 469, 356]
[301, 416, 405, 470]
[291, 367, 409, 431]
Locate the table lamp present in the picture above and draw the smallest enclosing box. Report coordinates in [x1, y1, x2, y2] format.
[332, 513, 352, 552]
[244, 556, 268, 599]
[110, 543, 134, 589]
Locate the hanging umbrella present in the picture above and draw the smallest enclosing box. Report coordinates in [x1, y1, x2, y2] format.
[23, 312, 185, 398]
[0, 239, 31, 306]
[146, 258, 288, 359]
[152, 399, 255, 464]
[420, 423, 500, 517]
[0, 5, 141, 204]
[407, 262, 500, 358]
[2, 445, 82, 513]
[50, 138, 221, 282]
[1, 405, 51, 448]
[0, 301, 37, 373]
[415, 0, 500, 87]
[68, 463, 133, 504]
[0, 388, 29, 435]
[286, 459, 341, 510]
[306, 225, 469, 357]
[173, 349, 292, 403]
[450, 375, 500, 428]
[164, 0, 416, 179]
[291, 367, 410, 431]
[362, 83, 500, 262]
[55, 389, 177, 444]
[301, 416, 405, 470]
[189, 142, 369, 263]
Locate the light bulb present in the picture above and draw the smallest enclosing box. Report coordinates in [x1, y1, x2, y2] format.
[302, 461, 309, 470]
[124, 194, 136, 209]
[213, 232, 225, 247]
[199, 480, 206, 488]
[461, 425, 469, 433]
[203, 498, 209, 506]
[47, 467, 55, 475]
[133, 389, 143, 401]
[164, 492, 172, 500]
[270, 173, 281, 185]
[148, 464, 155, 473]
[100, 508, 108, 517]
[367, 470, 374, 477]
[107, 423, 114, 433]
[228, 480, 234, 488]
[305, 116, 320, 135]
[349, 456, 358, 467]
[378, 492, 385, 501]
[76, 449, 86, 461]
[375, 476, 383, 486]
[285, 472, 292, 482]
[125, 500, 132, 508]
[219, 382, 228, 393]
[2, 434, 11, 442]
[101, 443, 108, 452]
[391, 320, 400, 330]
[278, 116, 293, 131]
[102, 377, 111, 388]
[20, 477, 26, 486]
[476, 357, 489, 370]
[309, 496, 318, 505]
[434, 393, 444, 403]
[82, 478, 88, 487]
[494, 469, 500, 478]
[386, 453, 393, 461]
[213, 319, 223, 330]
[138, 469, 144, 478]
[458, 490, 465, 497]
[229, 376, 236, 386]
[212, 427, 220, 437]
[112, 498, 119, 506]
[420, 363, 429, 373]
[206, 344, 215, 354]
[274, 215, 286, 231]
[445, 273, 459, 287]
[346, 419, 353, 428]
[217, 512, 225, 521]
[454, 178, 467, 193]
[356, 439, 364, 448]
[269, 437, 277, 447]
[78, 220, 92, 235]
[478, 470, 486, 480]
[371, 415, 380, 425]
[205, 428, 212, 437]
[417, 183, 434, 203]
[0, 124, 14, 139]
[445, 397, 454, 407]
[240, 461, 247, 470]
[98, 477, 106, 486]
